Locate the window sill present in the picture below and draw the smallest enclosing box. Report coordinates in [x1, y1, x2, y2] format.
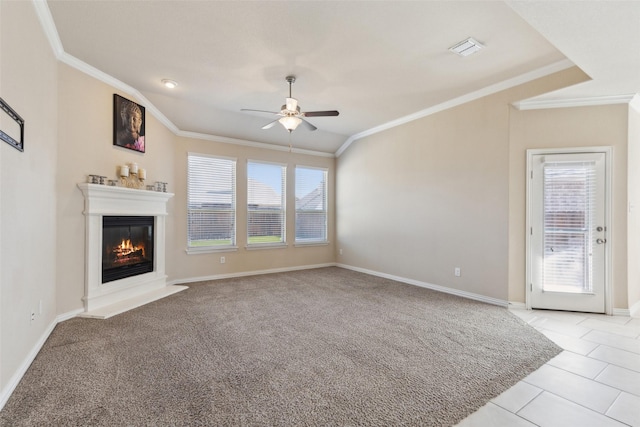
[245, 243, 288, 251]
[185, 246, 239, 255]
[294, 241, 329, 248]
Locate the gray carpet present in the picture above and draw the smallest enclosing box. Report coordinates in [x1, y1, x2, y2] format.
[1, 267, 560, 426]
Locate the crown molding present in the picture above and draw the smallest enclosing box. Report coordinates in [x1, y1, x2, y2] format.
[334, 135, 357, 158]
[513, 94, 636, 111]
[32, 0, 335, 159]
[334, 58, 575, 157]
[177, 131, 335, 158]
[59, 52, 181, 134]
[32, 0, 63, 57]
[629, 94, 640, 113]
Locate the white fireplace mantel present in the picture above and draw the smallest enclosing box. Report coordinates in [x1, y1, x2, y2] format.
[77, 183, 186, 318]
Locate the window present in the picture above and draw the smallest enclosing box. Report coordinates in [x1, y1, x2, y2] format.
[187, 154, 236, 251]
[247, 161, 286, 246]
[295, 166, 328, 243]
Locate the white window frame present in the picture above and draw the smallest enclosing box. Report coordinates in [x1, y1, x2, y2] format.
[246, 160, 287, 250]
[186, 153, 238, 254]
[295, 165, 329, 246]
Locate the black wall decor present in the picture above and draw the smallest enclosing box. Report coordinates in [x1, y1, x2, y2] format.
[113, 94, 145, 153]
[0, 97, 24, 152]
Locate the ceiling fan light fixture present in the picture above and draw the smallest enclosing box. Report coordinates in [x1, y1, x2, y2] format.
[279, 116, 302, 132]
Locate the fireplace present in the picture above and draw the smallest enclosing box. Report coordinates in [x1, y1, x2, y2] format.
[78, 183, 185, 318]
[102, 216, 154, 283]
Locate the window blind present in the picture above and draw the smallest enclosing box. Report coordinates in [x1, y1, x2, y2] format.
[187, 154, 236, 248]
[247, 161, 286, 245]
[295, 166, 327, 243]
[542, 161, 595, 293]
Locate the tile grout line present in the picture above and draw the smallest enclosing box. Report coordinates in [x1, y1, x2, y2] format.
[601, 390, 625, 422]
[491, 384, 544, 415]
[521, 387, 624, 419]
[583, 345, 613, 380]
[581, 336, 640, 355]
[587, 344, 640, 371]
[551, 348, 610, 379]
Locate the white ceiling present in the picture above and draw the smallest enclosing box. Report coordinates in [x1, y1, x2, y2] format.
[508, 1, 640, 106]
[43, 1, 640, 155]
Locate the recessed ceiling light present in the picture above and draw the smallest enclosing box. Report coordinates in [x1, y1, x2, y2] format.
[161, 79, 178, 89]
[449, 37, 484, 57]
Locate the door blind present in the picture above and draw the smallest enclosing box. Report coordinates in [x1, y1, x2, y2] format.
[542, 161, 596, 293]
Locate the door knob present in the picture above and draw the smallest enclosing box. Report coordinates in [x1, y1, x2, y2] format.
[596, 226, 604, 232]
[596, 238, 607, 244]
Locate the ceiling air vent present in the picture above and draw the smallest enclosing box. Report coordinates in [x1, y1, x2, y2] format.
[449, 37, 484, 57]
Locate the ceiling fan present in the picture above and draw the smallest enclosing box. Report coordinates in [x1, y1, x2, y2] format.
[241, 75, 339, 133]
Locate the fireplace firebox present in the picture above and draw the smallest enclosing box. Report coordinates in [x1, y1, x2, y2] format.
[102, 216, 154, 283]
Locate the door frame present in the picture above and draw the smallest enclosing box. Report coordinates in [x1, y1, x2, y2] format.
[525, 146, 613, 314]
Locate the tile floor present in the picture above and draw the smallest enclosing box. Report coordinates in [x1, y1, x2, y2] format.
[456, 308, 640, 427]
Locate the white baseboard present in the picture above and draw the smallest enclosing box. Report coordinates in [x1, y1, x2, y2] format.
[612, 308, 631, 317]
[58, 308, 85, 322]
[167, 263, 338, 286]
[0, 308, 82, 411]
[630, 300, 640, 318]
[508, 301, 527, 310]
[508, 302, 632, 317]
[336, 264, 509, 308]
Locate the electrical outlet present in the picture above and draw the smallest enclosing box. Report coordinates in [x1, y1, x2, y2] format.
[30, 311, 35, 323]
[220, 256, 225, 264]
[339, 248, 343, 255]
[454, 267, 461, 277]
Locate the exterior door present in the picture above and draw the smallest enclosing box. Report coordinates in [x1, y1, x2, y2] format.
[529, 152, 607, 313]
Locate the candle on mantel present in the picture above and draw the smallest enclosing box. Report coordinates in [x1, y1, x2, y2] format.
[138, 168, 146, 180]
[130, 162, 139, 174]
[120, 165, 129, 177]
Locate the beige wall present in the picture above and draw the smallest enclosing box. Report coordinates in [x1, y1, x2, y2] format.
[336, 67, 590, 303]
[508, 104, 629, 309]
[1, 1, 58, 395]
[56, 65, 177, 314]
[337, 97, 511, 300]
[627, 100, 640, 312]
[168, 137, 335, 282]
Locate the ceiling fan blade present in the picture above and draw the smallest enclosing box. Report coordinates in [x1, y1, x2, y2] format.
[299, 118, 317, 131]
[303, 110, 339, 117]
[241, 108, 279, 115]
[261, 119, 280, 130]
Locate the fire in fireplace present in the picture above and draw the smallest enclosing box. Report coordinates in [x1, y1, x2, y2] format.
[102, 216, 154, 283]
